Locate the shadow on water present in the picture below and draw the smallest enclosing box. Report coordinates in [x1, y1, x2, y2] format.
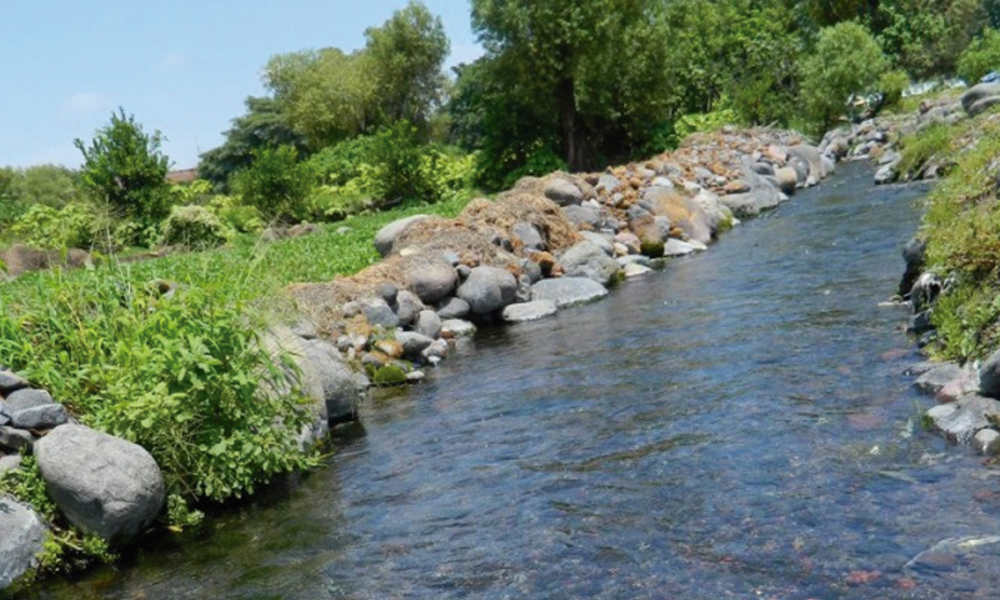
[26, 163, 1000, 599]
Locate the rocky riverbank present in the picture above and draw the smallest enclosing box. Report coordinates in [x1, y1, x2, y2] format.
[1, 125, 842, 592]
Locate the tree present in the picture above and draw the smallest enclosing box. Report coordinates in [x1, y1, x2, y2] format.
[958, 28, 1000, 82]
[798, 22, 889, 131]
[469, 0, 672, 172]
[198, 96, 307, 192]
[75, 108, 171, 228]
[10, 165, 86, 209]
[230, 145, 315, 223]
[365, 1, 449, 128]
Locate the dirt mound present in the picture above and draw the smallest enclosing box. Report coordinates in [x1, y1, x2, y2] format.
[461, 192, 581, 253]
[0, 244, 92, 278]
[390, 216, 518, 268]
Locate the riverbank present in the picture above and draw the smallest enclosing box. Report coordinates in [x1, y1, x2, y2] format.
[1, 124, 842, 592]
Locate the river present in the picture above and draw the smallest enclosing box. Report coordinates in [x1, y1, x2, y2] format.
[25, 163, 1000, 599]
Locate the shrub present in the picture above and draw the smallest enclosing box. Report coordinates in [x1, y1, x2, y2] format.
[308, 136, 376, 187]
[957, 28, 1000, 84]
[161, 205, 232, 249]
[879, 70, 911, 110]
[674, 106, 739, 142]
[231, 145, 316, 223]
[11, 203, 102, 250]
[74, 109, 172, 232]
[798, 22, 889, 131]
[0, 276, 317, 502]
[208, 195, 265, 234]
[356, 121, 436, 203]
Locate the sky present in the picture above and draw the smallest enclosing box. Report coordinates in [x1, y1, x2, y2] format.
[0, 1, 482, 170]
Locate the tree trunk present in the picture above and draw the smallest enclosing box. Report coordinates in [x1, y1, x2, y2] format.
[558, 79, 586, 172]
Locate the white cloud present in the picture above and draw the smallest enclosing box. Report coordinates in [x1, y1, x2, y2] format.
[61, 92, 112, 116]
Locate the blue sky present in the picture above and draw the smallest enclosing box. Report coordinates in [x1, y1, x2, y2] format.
[0, 1, 481, 170]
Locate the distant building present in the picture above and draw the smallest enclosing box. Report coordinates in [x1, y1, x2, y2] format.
[166, 168, 198, 184]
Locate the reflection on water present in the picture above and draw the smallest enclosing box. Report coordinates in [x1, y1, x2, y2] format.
[26, 165, 1000, 599]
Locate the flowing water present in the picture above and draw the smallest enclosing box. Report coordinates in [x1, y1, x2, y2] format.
[26, 163, 1000, 599]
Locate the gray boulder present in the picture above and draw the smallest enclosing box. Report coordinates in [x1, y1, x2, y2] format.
[579, 232, 615, 256]
[456, 266, 518, 315]
[436, 297, 471, 320]
[302, 339, 367, 423]
[414, 310, 443, 339]
[11, 404, 67, 430]
[562, 205, 602, 229]
[362, 298, 400, 329]
[35, 424, 165, 545]
[395, 332, 435, 359]
[559, 241, 620, 287]
[979, 348, 1000, 399]
[512, 222, 545, 251]
[407, 261, 458, 304]
[0, 497, 48, 591]
[662, 239, 699, 257]
[374, 215, 429, 257]
[916, 362, 967, 394]
[774, 167, 798, 194]
[0, 369, 27, 395]
[502, 300, 558, 323]
[961, 82, 1000, 114]
[926, 394, 1000, 444]
[4, 389, 54, 413]
[788, 144, 825, 182]
[970, 95, 1000, 116]
[596, 174, 620, 194]
[0, 426, 32, 453]
[393, 290, 425, 327]
[531, 277, 609, 308]
[442, 319, 477, 337]
[543, 178, 584, 206]
[874, 161, 899, 185]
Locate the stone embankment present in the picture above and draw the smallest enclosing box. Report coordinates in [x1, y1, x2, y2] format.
[892, 82, 1000, 455]
[0, 126, 838, 592]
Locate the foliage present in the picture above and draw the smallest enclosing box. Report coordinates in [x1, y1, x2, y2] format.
[957, 28, 1000, 83]
[198, 97, 308, 193]
[364, 1, 449, 128]
[876, 0, 984, 78]
[356, 121, 437, 202]
[161, 205, 233, 249]
[74, 109, 172, 234]
[878, 70, 910, 109]
[231, 145, 316, 223]
[169, 179, 214, 205]
[674, 106, 739, 143]
[896, 121, 959, 177]
[208, 195, 266, 234]
[0, 276, 317, 503]
[798, 22, 890, 132]
[8, 165, 86, 209]
[11, 203, 102, 250]
[308, 135, 377, 187]
[0, 166, 26, 228]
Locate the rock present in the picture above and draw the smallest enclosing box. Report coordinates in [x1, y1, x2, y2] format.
[393, 290, 425, 327]
[0, 369, 28, 395]
[719, 190, 781, 219]
[907, 310, 933, 335]
[374, 215, 430, 257]
[0, 426, 33, 452]
[579, 232, 614, 256]
[562, 205, 602, 229]
[662, 239, 698, 257]
[511, 222, 545, 251]
[436, 297, 471, 320]
[302, 339, 367, 424]
[774, 167, 798, 194]
[788, 144, 825, 182]
[0, 497, 48, 591]
[502, 300, 558, 323]
[971, 95, 1000, 116]
[974, 429, 1000, 455]
[639, 186, 713, 244]
[543, 178, 584, 206]
[938, 373, 979, 404]
[414, 310, 442, 339]
[0, 454, 22, 474]
[290, 319, 318, 340]
[916, 363, 966, 393]
[362, 298, 400, 329]
[821, 155, 836, 177]
[559, 241, 620, 287]
[377, 282, 399, 304]
[441, 319, 477, 337]
[407, 261, 458, 305]
[35, 424, 165, 545]
[900, 237, 926, 296]
[395, 332, 435, 359]
[978, 348, 1000, 399]
[874, 162, 899, 185]
[596, 174, 621, 194]
[10, 404, 67, 430]
[826, 136, 850, 159]
[456, 266, 518, 315]
[532, 277, 609, 308]
[925, 394, 1000, 444]
[3, 389, 54, 413]
[962, 82, 1000, 114]
[908, 272, 941, 312]
[422, 339, 449, 360]
[623, 263, 653, 278]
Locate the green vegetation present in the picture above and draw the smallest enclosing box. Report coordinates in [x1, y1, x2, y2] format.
[957, 27, 1000, 83]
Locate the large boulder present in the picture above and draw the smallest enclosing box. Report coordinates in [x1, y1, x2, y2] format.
[302, 339, 367, 423]
[0, 369, 28, 395]
[374, 215, 430, 257]
[35, 424, 165, 545]
[978, 348, 1000, 399]
[639, 187, 713, 244]
[406, 260, 458, 305]
[926, 394, 1000, 444]
[531, 277, 609, 308]
[788, 144, 825, 183]
[0, 497, 48, 592]
[502, 300, 558, 323]
[558, 241, 620, 287]
[961, 82, 1000, 115]
[543, 178, 584, 206]
[562, 204, 602, 229]
[456, 266, 518, 315]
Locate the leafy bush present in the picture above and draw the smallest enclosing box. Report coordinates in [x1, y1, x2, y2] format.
[798, 22, 889, 131]
[11, 203, 102, 250]
[957, 28, 1000, 84]
[879, 70, 911, 109]
[169, 179, 214, 206]
[0, 275, 317, 502]
[355, 121, 436, 203]
[308, 136, 377, 187]
[75, 109, 172, 233]
[308, 187, 370, 221]
[161, 205, 233, 249]
[896, 121, 960, 177]
[231, 145, 316, 223]
[208, 195, 265, 234]
[674, 106, 739, 142]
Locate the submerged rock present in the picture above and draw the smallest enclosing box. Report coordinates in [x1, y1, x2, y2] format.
[531, 277, 609, 308]
[0, 497, 48, 592]
[925, 394, 1000, 444]
[502, 300, 558, 323]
